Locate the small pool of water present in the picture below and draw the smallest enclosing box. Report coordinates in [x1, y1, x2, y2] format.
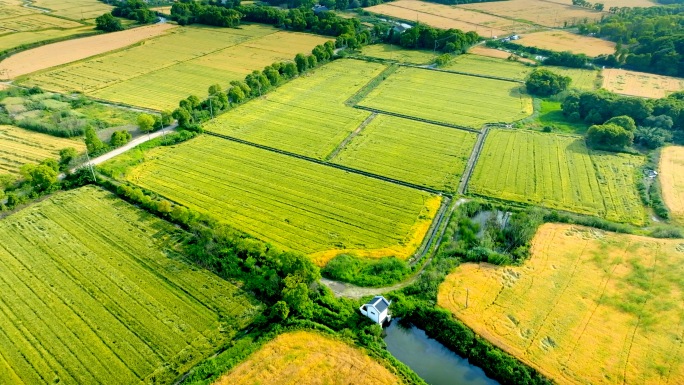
[384, 321, 499, 385]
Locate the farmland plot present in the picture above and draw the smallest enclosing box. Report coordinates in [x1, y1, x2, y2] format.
[517, 30, 616, 57]
[332, 114, 477, 193]
[32, 0, 113, 20]
[124, 136, 440, 265]
[21, 25, 329, 110]
[469, 129, 645, 224]
[204, 59, 385, 159]
[438, 223, 684, 385]
[0, 186, 261, 385]
[443, 54, 533, 81]
[0, 125, 85, 175]
[545, 66, 599, 91]
[361, 44, 436, 64]
[601, 68, 684, 99]
[659, 146, 684, 221]
[459, 0, 603, 28]
[358, 67, 533, 129]
[214, 331, 402, 385]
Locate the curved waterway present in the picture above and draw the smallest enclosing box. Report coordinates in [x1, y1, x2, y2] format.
[384, 321, 499, 385]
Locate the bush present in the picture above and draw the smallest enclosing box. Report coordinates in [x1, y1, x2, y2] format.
[322, 255, 411, 287]
[525, 68, 572, 96]
[95, 13, 124, 32]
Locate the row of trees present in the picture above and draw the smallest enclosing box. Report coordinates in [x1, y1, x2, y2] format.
[172, 41, 336, 130]
[486, 40, 593, 69]
[385, 24, 480, 53]
[171, 0, 242, 27]
[112, 0, 157, 23]
[571, 0, 604, 11]
[577, 5, 684, 76]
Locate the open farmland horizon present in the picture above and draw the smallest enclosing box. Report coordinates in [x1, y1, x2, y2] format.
[19, 24, 330, 110]
[0, 186, 261, 384]
[438, 223, 684, 385]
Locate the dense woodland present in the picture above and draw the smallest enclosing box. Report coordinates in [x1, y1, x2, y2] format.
[579, 5, 684, 76]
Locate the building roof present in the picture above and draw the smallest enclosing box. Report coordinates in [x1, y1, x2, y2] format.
[368, 296, 390, 313]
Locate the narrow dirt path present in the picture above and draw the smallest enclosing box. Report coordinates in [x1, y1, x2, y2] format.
[325, 112, 377, 161]
[457, 125, 490, 195]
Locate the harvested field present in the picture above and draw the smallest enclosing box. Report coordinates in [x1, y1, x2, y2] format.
[438, 223, 684, 385]
[214, 331, 402, 385]
[205, 59, 384, 159]
[0, 186, 261, 384]
[545, 66, 599, 90]
[659, 146, 684, 221]
[517, 30, 616, 57]
[122, 136, 440, 265]
[332, 114, 477, 193]
[366, 0, 533, 35]
[32, 0, 113, 20]
[0, 125, 85, 175]
[21, 25, 329, 110]
[459, 0, 603, 28]
[469, 129, 645, 224]
[444, 54, 533, 81]
[361, 44, 436, 64]
[468, 45, 536, 64]
[358, 67, 533, 129]
[0, 24, 176, 79]
[601, 68, 684, 99]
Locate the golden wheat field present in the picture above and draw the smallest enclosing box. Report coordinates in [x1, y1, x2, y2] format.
[214, 331, 402, 385]
[601, 68, 684, 99]
[0, 125, 85, 175]
[438, 223, 684, 385]
[517, 30, 616, 57]
[459, 0, 603, 28]
[659, 146, 684, 221]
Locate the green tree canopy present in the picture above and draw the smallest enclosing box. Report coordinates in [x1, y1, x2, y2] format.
[137, 113, 156, 133]
[586, 123, 634, 150]
[95, 13, 124, 32]
[525, 68, 572, 96]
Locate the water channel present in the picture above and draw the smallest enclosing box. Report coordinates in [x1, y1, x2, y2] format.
[384, 321, 499, 385]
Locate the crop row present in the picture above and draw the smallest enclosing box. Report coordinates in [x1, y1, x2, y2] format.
[127, 136, 435, 256]
[0, 187, 260, 384]
[357, 66, 533, 129]
[204, 59, 386, 159]
[332, 114, 477, 193]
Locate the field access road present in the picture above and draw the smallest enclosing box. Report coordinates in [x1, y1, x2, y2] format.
[70, 123, 178, 173]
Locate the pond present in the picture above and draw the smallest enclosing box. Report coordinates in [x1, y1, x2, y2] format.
[384, 321, 499, 385]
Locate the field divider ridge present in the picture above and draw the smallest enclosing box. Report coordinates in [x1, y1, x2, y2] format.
[400, 63, 525, 84]
[352, 105, 481, 133]
[409, 195, 451, 266]
[204, 131, 448, 196]
[344, 63, 399, 107]
[324, 112, 377, 162]
[458, 125, 490, 195]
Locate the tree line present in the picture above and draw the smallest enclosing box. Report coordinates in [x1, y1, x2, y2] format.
[578, 5, 684, 76]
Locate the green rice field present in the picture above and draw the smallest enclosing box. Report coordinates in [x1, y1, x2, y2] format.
[469, 129, 645, 224]
[123, 135, 439, 260]
[32, 0, 113, 20]
[0, 3, 92, 53]
[21, 25, 330, 110]
[0, 186, 261, 384]
[357, 67, 533, 129]
[546, 66, 599, 91]
[360, 44, 436, 64]
[0, 125, 85, 175]
[332, 114, 477, 192]
[204, 59, 385, 159]
[443, 54, 533, 81]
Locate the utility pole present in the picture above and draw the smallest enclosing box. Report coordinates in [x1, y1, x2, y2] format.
[83, 143, 96, 182]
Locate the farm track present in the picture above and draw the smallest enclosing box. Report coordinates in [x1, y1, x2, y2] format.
[325, 112, 377, 162]
[205, 130, 445, 196]
[457, 125, 490, 195]
[353, 105, 480, 133]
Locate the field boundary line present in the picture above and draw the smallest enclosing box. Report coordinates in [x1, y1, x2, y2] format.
[410, 195, 451, 265]
[352, 105, 481, 133]
[324, 112, 377, 162]
[204, 131, 447, 196]
[344, 63, 398, 107]
[458, 125, 490, 194]
[400, 63, 524, 84]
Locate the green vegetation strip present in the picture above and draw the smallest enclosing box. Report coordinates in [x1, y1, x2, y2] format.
[0, 186, 260, 384]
